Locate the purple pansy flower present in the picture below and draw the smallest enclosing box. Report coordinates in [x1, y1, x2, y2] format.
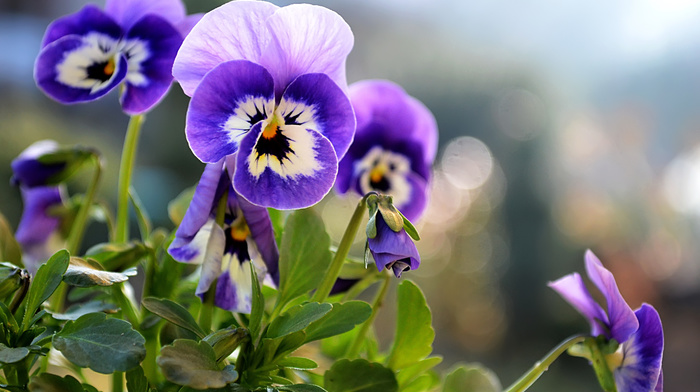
[172, 1, 355, 209]
[34, 0, 201, 114]
[549, 250, 664, 392]
[168, 158, 279, 313]
[336, 80, 438, 221]
[368, 213, 420, 278]
[11, 140, 64, 188]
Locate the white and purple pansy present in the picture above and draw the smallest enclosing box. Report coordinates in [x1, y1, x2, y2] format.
[172, 1, 355, 209]
[549, 250, 664, 392]
[168, 159, 279, 313]
[336, 80, 438, 221]
[34, 0, 201, 114]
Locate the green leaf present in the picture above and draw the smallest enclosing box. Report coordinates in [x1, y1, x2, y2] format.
[142, 297, 206, 339]
[53, 312, 146, 374]
[36, 146, 96, 185]
[248, 263, 264, 341]
[168, 186, 195, 227]
[49, 300, 119, 321]
[324, 359, 398, 392]
[277, 385, 327, 392]
[266, 302, 332, 340]
[396, 356, 442, 387]
[277, 357, 318, 370]
[126, 366, 149, 392]
[386, 280, 434, 371]
[203, 327, 249, 362]
[0, 343, 29, 363]
[441, 364, 501, 392]
[28, 373, 84, 392]
[85, 242, 149, 271]
[0, 261, 25, 298]
[129, 188, 152, 242]
[63, 257, 137, 287]
[157, 339, 238, 389]
[399, 212, 420, 241]
[402, 372, 439, 392]
[23, 249, 70, 328]
[304, 301, 371, 343]
[0, 213, 22, 266]
[277, 209, 332, 305]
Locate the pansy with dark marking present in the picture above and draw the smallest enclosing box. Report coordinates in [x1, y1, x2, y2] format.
[168, 159, 279, 313]
[34, 0, 201, 114]
[172, 1, 355, 209]
[336, 80, 438, 221]
[549, 250, 664, 392]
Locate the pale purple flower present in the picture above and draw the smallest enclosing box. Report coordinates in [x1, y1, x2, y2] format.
[549, 250, 664, 392]
[172, 1, 355, 209]
[34, 0, 201, 114]
[15, 187, 66, 275]
[367, 213, 420, 278]
[337, 80, 438, 221]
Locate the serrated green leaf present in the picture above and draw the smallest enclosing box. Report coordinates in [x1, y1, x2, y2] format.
[248, 263, 264, 341]
[63, 257, 137, 287]
[266, 302, 332, 340]
[157, 339, 238, 389]
[53, 312, 146, 374]
[442, 363, 501, 392]
[277, 357, 318, 370]
[0, 343, 29, 363]
[386, 280, 434, 371]
[126, 366, 149, 392]
[168, 186, 195, 227]
[278, 209, 331, 305]
[142, 297, 206, 339]
[23, 249, 70, 328]
[396, 356, 442, 387]
[304, 301, 371, 343]
[50, 300, 119, 321]
[0, 213, 22, 266]
[324, 359, 398, 392]
[28, 373, 84, 392]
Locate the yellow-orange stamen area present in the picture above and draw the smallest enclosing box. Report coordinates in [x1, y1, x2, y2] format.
[104, 59, 115, 76]
[370, 164, 386, 183]
[262, 115, 282, 139]
[230, 217, 251, 241]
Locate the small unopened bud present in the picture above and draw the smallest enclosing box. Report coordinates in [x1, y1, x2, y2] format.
[203, 326, 249, 362]
[0, 262, 27, 298]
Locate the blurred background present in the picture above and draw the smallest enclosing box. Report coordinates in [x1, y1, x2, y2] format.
[2, 0, 700, 390]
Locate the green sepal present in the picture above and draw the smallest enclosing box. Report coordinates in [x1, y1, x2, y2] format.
[586, 337, 618, 392]
[377, 195, 403, 232]
[399, 211, 420, 241]
[365, 194, 379, 239]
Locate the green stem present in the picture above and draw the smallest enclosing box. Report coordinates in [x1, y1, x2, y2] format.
[112, 284, 140, 327]
[311, 196, 367, 303]
[503, 335, 587, 392]
[66, 154, 102, 254]
[346, 272, 391, 358]
[112, 371, 124, 392]
[115, 114, 145, 243]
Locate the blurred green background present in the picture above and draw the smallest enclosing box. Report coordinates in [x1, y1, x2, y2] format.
[2, 0, 699, 390]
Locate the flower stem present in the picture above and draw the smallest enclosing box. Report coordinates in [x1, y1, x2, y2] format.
[345, 271, 391, 358]
[503, 334, 587, 392]
[66, 154, 102, 254]
[112, 371, 124, 392]
[311, 196, 368, 303]
[115, 114, 145, 243]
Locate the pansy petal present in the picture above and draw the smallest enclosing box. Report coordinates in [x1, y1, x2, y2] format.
[195, 222, 226, 298]
[105, 0, 185, 31]
[41, 5, 122, 47]
[349, 80, 416, 139]
[585, 250, 639, 343]
[234, 122, 338, 209]
[395, 172, 428, 222]
[279, 73, 355, 159]
[407, 95, 439, 164]
[11, 140, 62, 188]
[548, 272, 609, 337]
[186, 60, 275, 163]
[15, 187, 64, 247]
[175, 13, 204, 38]
[35, 35, 127, 104]
[367, 217, 420, 275]
[120, 15, 183, 114]
[214, 257, 254, 313]
[235, 194, 279, 282]
[173, 1, 278, 96]
[260, 4, 353, 98]
[614, 304, 664, 392]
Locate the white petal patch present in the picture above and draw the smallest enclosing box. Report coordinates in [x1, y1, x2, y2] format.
[220, 240, 267, 313]
[223, 96, 274, 147]
[358, 146, 412, 207]
[246, 124, 321, 179]
[56, 32, 121, 93]
[122, 38, 150, 86]
[276, 98, 317, 127]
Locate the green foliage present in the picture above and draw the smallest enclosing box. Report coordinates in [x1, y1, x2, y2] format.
[49, 300, 118, 321]
[23, 250, 70, 329]
[0, 343, 30, 363]
[142, 297, 206, 339]
[386, 280, 435, 371]
[125, 366, 151, 392]
[168, 186, 195, 226]
[36, 146, 96, 185]
[396, 357, 443, 388]
[85, 242, 149, 271]
[203, 327, 249, 362]
[0, 262, 24, 298]
[157, 339, 238, 389]
[276, 357, 318, 370]
[0, 213, 22, 266]
[324, 359, 398, 392]
[266, 302, 332, 339]
[53, 312, 146, 374]
[277, 209, 332, 306]
[63, 257, 137, 287]
[304, 301, 372, 343]
[248, 264, 264, 341]
[28, 373, 85, 392]
[442, 364, 501, 392]
[129, 189, 152, 241]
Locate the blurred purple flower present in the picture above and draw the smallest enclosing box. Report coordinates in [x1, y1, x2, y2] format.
[15, 187, 66, 275]
[549, 250, 664, 392]
[168, 159, 279, 313]
[172, 1, 355, 210]
[367, 213, 420, 278]
[336, 80, 438, 221]
[11, 140, 63, 188]
[34, 0, 201, 114]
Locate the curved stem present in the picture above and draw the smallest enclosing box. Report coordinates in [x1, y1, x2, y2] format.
[345, 271, 391, 358]
[66, 154, 102, 255]
[115, 114, 145, 243]
[311, 196, 367, 303]
[504, 334, 587, 392]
